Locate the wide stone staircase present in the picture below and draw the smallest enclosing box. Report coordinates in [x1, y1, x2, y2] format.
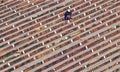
[0, 0, 120, 72]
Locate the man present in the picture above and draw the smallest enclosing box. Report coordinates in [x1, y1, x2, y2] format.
[64, 10, 72, 20]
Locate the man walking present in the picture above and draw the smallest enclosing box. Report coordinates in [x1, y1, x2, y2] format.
[64, 10, 72, 20]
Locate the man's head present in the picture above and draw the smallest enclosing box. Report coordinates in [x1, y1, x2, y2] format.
[67, 9, 70, 12]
